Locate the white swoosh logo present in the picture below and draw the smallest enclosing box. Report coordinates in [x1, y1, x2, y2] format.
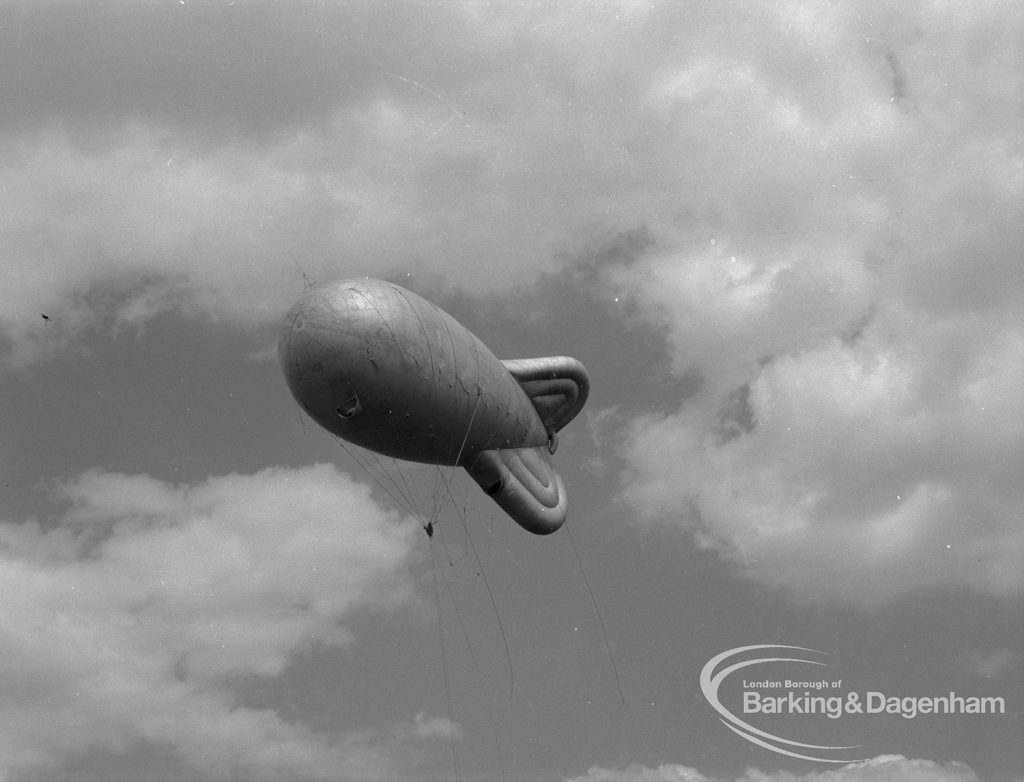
[700, 644, 866, 763]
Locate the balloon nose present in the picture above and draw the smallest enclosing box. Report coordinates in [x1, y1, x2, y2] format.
[277, 284, 371, 433]
[277, 300, 312, 378]
[277, 287, 349, 374]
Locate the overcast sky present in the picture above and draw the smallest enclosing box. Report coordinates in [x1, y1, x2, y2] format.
[1, 1, 1022, 781]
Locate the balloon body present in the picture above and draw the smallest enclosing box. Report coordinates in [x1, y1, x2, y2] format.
[279, 278, 548, 464]
[279, 278, 588, 534]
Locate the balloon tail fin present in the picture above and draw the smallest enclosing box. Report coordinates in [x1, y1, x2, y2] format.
[464, 447, 567, 535]
[501, 357, 590, 435]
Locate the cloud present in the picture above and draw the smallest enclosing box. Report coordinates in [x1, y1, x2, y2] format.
[565, 755, 982, 782]
[3, 0, 1020, 614]
[4, 0, 945, 368]
[607, 1, 1024, 607]
[0, 124, 340, 366]
[0, 1, 673, 367]
[0, 464, 438, 780]
[619, 310, 1024, 606]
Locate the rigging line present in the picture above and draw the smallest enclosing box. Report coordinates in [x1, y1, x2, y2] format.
[459, 398, 505, 478]
[432, 483, 471, 567]
[336, 433, 430, 532]
[394, 287, 436, 384]
[291, 404, 419, 520]
[434, 301, 469, 466]
[430, 544, 460, 782]
[351, 286, 407, 364]
[329, 435, 388, 501]
[292, 401, 308, 436]
[429, 371, 485, 536]
[430, 339, 484, 527]
[431, 466, 465, 549]
[430, 392, 515, 703]
[431, 533, 508, 782]
[427, 441, 462, 534]
[430, 465, 444, 531]
[364, 448, 419, 515]
[332, 436, 414, 516]
[438, 385, 518, 700]
[451, 500, 516, 704]
[434, 508, 458, 567]
[289, 252, 318, 291]
[432, 424, 458, 529]
[390, 288, 451, 528]
[460, 345, 504, 477]
[454, 389, 483, 467]
[330, 434, 425, 527]
[388, 457, 430, 527]
[565, 523, 626, 706]
[433, 463, 463, 537]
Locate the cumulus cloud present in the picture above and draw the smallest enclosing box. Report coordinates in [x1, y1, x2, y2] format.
[566, 755, 982, 782]
[0, 124, 343, 366]
[2, 0, 1019, 615]
[609, 1, 1024, 606]
[0, 1, 677, 367]
[619, 309, 1024, 605]
[11, 0, 979, 368]
[0, 464, 435, 780]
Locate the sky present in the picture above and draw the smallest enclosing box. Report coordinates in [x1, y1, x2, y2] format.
[1, 1, 1022, 780]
